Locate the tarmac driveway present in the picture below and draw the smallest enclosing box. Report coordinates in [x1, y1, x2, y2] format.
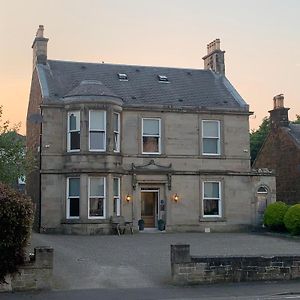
[29, 232, 300, 290]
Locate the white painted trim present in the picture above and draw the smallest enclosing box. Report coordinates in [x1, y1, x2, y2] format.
[67, 111, 80, 152]
[113, 177, 121, 216]
[113, 112, 120, 153]
[89, 110, 106, 152]
[141, 118, 161, 154]
[66, 177, 80, 219]
[88, 176, 106, 219]
[202, 181, 222, 218]
[202, 120, 221, 156]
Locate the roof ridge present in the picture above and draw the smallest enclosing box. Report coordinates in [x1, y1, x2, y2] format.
[47, 59, 209, 72]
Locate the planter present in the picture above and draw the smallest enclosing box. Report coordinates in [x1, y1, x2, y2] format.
[158, 219, 165, 231]
[138, 219, 144, 231]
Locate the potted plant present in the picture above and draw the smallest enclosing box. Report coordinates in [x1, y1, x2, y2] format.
[138, 219, 144, 231]
[158, 219, 165, 231]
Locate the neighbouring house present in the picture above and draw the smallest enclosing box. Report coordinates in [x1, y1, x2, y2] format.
[26, 25, 275, 234]
[254, 94, 300, 205]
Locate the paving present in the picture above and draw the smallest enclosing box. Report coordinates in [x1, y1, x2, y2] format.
[29, 232, 300, 291]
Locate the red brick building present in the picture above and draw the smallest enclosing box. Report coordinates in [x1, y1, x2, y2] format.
[254, 94, 300, 204]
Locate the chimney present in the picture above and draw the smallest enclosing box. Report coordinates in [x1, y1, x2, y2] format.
[269, 94, 289, 129]
[202, 39, 225, 75]
[32, 25, 49, 69]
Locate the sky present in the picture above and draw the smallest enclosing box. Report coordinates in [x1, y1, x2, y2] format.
[0, 0, 299, 135]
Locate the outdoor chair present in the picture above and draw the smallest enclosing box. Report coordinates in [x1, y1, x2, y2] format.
[111, 216, 133, 236]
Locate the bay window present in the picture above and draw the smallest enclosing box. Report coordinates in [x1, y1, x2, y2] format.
[67, 177, 80, 219]
[67, 111, 80, 151]
[89, 110, 106, 151]
[113, 112, 120, 152]
[88, 177, 106, 218]
[113, 177, 121, 216]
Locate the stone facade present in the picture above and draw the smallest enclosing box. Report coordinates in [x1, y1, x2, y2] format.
[171, 244, 300, 285]
[26, 26, 275, 234]
[0, 247, 53, 292]
[254, 95, 300, 204]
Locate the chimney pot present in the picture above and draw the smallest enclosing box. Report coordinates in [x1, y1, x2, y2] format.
[273, 94, 284, 109]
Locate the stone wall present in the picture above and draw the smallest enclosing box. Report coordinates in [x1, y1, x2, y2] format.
[171, 244, 300, 285]
[0, 246, 53, 292]
[254, 126, 300, 205]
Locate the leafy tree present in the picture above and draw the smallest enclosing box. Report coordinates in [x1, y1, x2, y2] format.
[0, 106, 32, 186]
[250, 117, 270, 164]
[292, 114, 300, 124]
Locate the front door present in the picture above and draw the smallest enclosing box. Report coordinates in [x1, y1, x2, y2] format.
[141, 191, 158, 228]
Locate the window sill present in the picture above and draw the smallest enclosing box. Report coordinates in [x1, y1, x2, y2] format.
[199, 216, 226, 222]
[62, 219, 110, 224]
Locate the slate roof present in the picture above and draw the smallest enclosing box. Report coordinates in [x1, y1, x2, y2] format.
[37, 60, 248, 110]
[287, 123, 300, 145]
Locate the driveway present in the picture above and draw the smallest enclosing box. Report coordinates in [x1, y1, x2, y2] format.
[29, 232, 300, 291]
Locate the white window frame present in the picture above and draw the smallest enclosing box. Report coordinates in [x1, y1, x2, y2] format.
[113, 177, 121, 216]
[66, 177, 80, 219]
[113, 112, 120, 153]
[67, 111, 80, 152]
[142, 118, 161, 154]
[88, 177, 106, 219]
[202, 120, 220, 155]
[89, 110, 106, 152]
[202, 181, 222, 218]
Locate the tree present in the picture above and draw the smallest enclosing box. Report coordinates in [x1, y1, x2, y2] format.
[0, 106, 31, 186]
[250, 117, 270, 165]
[250, 114, 300, 164]
[292, 114, 300, 124]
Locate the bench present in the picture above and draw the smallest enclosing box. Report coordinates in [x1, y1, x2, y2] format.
[111, 216, 133, 235]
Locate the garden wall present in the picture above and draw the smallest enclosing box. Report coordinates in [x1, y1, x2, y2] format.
[0, 246, 53, 292]
[171, 244, 300, 285]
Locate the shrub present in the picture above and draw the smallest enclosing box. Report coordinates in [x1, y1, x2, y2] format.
[284, 204, 300, 235]
[263, 201, 289, 231]
[0, 183, 34, 283]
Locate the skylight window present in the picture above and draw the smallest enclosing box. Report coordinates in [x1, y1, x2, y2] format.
[157, 75, 169, 83]
[118, 73, 128, 81]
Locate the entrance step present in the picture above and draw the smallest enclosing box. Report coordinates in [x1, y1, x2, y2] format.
[138, 228, 166, 234]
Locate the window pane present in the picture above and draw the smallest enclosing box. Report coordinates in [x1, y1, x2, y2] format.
[89, 198, 104, 217]
[113, 113, 119, 132]
[70, 132, 80, 150]
[143, 119, 159, 135]
[204, 182, 219, 198]
[203, 138, 218, 154]
[113, 133, 119, 151]
[90, 132, 105, 150]
[204, 199, 219, 215]
[114, 197, 120, 216]
[113, 178, 119, 197]
[69, 113, 78, 131]
[203, 121, 219, 137]
[143, 137, 159, 152]
[69, 178, 80, 196]
[90, 111, 105, 130]
[90, 177, 104, 196]
[69, 198, 79, 217]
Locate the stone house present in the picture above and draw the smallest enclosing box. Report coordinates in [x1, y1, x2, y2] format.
[26, 26, 275, 234]
[254, 94, 300, 204]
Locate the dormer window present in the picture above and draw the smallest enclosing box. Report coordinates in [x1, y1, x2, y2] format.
[118, 73, 128, 81]
[157, 75, 169, 83]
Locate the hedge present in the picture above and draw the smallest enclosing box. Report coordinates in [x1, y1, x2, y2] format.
[0, 183, 34, 283]
[263, 201, 289, 231]
[284, 204, 300, 235]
